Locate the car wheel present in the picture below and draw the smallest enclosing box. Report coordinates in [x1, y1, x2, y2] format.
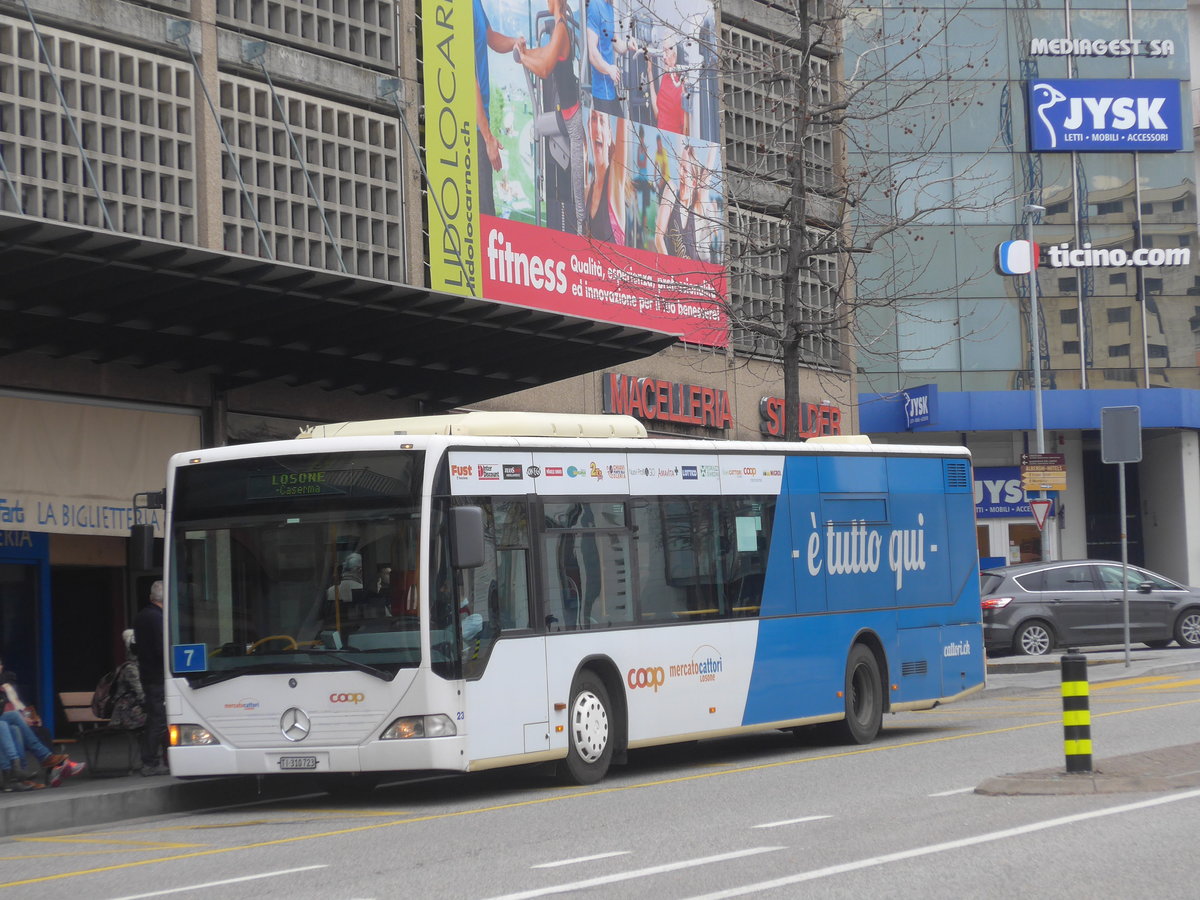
[560, 670, 614, 785]
[1013, 620, 1054, 656]
[1173, 609, 1200, 648]
[832, 644, 883, 745]
[1143, 639, 1171, 650]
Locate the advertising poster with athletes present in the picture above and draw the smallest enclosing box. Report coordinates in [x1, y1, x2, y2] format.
[423, 0, 727, 346]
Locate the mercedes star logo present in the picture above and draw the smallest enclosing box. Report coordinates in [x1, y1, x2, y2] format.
[280, 707, 311, 742]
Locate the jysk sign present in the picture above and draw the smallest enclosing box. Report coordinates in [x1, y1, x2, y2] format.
[902, 384, 937, 429]
[1028, 80, 1182, 152]
[975, 466, 1054, 519]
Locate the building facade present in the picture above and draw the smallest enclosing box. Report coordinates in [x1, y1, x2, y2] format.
[0, 0, 848, 722]
[857, 0, 1200, 585]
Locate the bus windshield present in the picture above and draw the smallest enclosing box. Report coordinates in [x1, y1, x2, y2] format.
[168, 451, 425, 683]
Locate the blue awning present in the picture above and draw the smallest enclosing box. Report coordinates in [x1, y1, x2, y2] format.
[859, 388, 1200, 434]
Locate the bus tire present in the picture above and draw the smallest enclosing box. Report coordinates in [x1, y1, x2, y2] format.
[834, 644, 883, 745]
[560, 671, 613, 785]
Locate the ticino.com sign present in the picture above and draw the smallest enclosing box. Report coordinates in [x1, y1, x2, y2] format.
[996, 240, 1190, 276]
[1027, 79, 1183, 152]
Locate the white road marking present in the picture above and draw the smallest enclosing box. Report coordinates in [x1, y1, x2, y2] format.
[752, 815, 832, 828]
[684, 787, 1200, 899]
[532, 851, 631, 868]
[109, 865, 327, 899]
[481, 846, 784, 900]
[927, 787, 975, 797]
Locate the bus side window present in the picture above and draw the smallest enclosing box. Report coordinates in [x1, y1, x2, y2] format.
[541, 502, 633, 631]
[496, 548, 531, 630]
[723, 498, 773, 617]
[633, 497, 726, 622]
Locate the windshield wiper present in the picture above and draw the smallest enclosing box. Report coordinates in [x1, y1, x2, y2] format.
[189, 670, 243, 689]
[316, 651, 394, 681]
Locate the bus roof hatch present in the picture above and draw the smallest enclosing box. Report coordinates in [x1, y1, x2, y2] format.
[297, 411, 648, 440]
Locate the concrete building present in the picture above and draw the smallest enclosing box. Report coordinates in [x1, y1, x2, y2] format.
[0, 0, 847, 719]
[858, 0, 1200, 585]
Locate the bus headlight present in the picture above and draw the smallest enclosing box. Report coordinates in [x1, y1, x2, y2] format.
[170, 724, 220, 746]
[381, 715, 457, 740]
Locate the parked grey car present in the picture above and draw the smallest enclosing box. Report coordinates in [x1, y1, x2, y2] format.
[981, 560, 1200, 656]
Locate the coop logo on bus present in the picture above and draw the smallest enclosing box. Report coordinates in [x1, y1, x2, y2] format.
[627, 666, 666, 692]
[224, 699, 261, 711]
[330, 692, 365, 704]
[671, 645, 724, 684]
[477, 464, 501, 481]
[502, 464, 523, 480]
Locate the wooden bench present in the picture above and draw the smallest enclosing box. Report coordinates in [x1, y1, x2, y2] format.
[58, 691, 139, 775]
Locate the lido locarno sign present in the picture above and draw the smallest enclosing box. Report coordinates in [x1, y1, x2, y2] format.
[1027, 79, 1182, 152]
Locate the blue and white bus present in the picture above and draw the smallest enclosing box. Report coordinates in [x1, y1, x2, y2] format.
[162, 412, 984, 786]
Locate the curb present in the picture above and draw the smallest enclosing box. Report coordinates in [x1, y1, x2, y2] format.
[0, 774, 320, 839]
[976, 742, 1200, 797]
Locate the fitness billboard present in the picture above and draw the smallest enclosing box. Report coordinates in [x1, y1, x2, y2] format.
[422, 0, 728, 346]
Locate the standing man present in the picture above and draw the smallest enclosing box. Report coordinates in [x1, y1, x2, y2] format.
[133, 580, 169, 776]
[587, 0, 635, 116]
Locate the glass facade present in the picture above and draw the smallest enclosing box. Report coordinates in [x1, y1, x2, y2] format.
[853, 0, 1195, 396]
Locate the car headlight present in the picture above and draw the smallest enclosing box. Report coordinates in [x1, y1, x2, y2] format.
[170, 724, 220, 746]
[381, 714, 457, 740]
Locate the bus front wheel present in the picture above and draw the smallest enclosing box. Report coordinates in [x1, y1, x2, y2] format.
[834, 645, 883, 745]
[561, 671, 613, 785]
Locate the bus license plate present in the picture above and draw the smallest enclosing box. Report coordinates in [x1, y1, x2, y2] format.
[278, 756, 319, 770]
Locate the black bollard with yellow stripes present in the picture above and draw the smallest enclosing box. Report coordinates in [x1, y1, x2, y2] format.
[1060, 649, 1092, 774]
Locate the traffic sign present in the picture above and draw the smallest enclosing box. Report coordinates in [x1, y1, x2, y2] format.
[1101, 406, 1142, 463]
[1030, 499, 1052, 531]
[1020, 452, 1067, 491]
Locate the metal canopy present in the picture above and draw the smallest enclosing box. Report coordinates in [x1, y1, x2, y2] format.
[0, 214, 677, 407]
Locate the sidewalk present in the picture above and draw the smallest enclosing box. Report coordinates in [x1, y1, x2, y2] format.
[974, 643, 1200, 796]
[0, 767, 322, 839]
[4, 644, 1200, 839]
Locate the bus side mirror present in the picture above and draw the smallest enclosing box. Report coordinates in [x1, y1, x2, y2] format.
[450, 506, 485, 569]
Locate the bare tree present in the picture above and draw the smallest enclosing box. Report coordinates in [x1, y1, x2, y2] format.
[710, 0, 1007, 438]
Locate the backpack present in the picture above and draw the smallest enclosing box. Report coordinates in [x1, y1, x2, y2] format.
[110, 682, 146, 730]
[92, 665, 122, 719]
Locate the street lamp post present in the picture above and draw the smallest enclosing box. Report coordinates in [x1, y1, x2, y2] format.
[1024, 203, 1050, 560]
[1024, 204, 1046, 456]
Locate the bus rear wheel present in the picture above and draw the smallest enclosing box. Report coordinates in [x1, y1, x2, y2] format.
[560, 671, 613, 785]
[833, 645, 883, 745]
